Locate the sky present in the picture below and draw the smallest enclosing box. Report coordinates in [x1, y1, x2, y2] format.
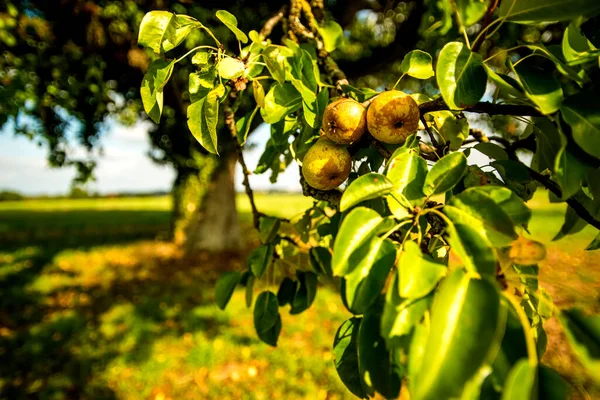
[0, 119, 302, 195]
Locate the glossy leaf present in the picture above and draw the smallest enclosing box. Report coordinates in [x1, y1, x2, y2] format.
[433, 110, 470, 150]
[344, 237, 396, 314]
[500, 359, 536, 400]
[262, 45, 292, 84]
[587, 233, 600, 251]
[474, 186, 532, 227]
[474, 142, 509, 161]
[559, 308, 600, 381]
[554, 146, 588, 199]
[382, 271, 432, 341]
[445, 221, 497, 276]
[499, 0, 600, 23]
[563, 23, 598, 64]
[358, 313, 402, 399]
[245, 275, 254, 308]
[188, 67, 216, 102]
[215, 271, 241, 310]
[310, 247, 333, 276]
[253, 291, 281, 346]
[400, 50, 434, 79]
[408, 320, 430, 386]
[187, 84, 225, 154]
[260, 83, 302, 124]
[447, 188, 517, 247]
[456, 0, 490, 26]
[333, 317, 367, 398]
[138, 12, 198, 53]
[277, 277, 297, 307]
[340, 173, 394, 212]
[332, 207, 384, 276]
[398, 241, 446, 299]
[216, 10, 248, 43]
[140, 59, 175, 124]
[258, 216, 280, 243]
[413, 270, 505, 400]
[316, 20, 343, 52]
[539, 365, 570, 400]
[513, 58, 563, 115]
[561, 89, 600, 160]
[191, 51, 209, 65]
[290, 271, 318, 314]
[423, 152, 467, 196]
[247, 244, 273, 278]
[386, 152, 427, 217]
[436, 42, 487, 109]
[235, 106, 259, 145]
[485, 66, 527, 100]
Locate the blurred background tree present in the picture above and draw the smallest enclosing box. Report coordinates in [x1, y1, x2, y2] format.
[0, 0, 535, 252]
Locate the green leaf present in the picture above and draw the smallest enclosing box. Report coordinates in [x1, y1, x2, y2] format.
[140, 59, 175, 123]
[340, 173, 394, 212]
[400, 50, 434, 79]
[553, 193, 592, 240]
[344, 237, 396, 314]
[398, 241, 446, 299]
[474, 142, 509, 161]
[531, 117, 563, 173]
[258, 216, 280, 244]
[499, 0, 600, 23]
[245, 275, 254, 308]
[563, 23, 598, 64]
[215, 10, 248, 43]
[386, 152, 428, 217]
[559, 308, 600, 382]
[187, 84, 225, 154]
[290, 271, 318, 315]
[277, 277, 297, 307]
[586, 232, 600, 251]
[235, 106, 259, 145]
[310, 247, 333, 276]
[247, 244, 273, 278]
[381, 271, 433, 341]
[254, 291, 281, 346]
[191, 51, 210, 65]
[445, 221, 497, 276]
[262, 45, 292, 84]
[474, 186, 532, 227]
[512, 58, 563, 115]
[316, 20, 343, 52]
[413, 270, 506, 400]
[436, 42, 487, 109]
[138, 12, 199, 53]
[260, 83, 302, 124]
[447, 188, 518, 247]
[539, 365, 570, 400]
[423, 152, 467, 196]
[561, 89, 600, 160]
[333, 317, 367, 399]
[358, 313, 402, 399]
[485, 66, 527, 100]
[189, 68, 216, 102]
[500, 359, 536, 400]
[554, 146, 588, 199]
[455, 0, 490, 26]
[217, 58, 245, 80]
[432, 111, 470, 150]
[215, 271, 241, 310]
[252, 80, 265, 108]
[408, 320, 430, 387]
[332, 207, 385, 276]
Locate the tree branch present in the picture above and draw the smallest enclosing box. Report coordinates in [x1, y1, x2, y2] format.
[471, 0, 499, 52]
[419, 97, 543, 117]
[260, 5, 288, 39]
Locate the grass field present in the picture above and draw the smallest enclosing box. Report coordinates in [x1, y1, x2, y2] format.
[0, 192, 598, 399]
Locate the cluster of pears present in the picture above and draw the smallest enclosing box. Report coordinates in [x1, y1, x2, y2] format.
[302, 90, 420, 190]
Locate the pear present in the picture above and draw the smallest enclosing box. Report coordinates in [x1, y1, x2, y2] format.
[322, 98, 367, 144]
[302, 138, 352, 190]
[367, 90, 420, 144]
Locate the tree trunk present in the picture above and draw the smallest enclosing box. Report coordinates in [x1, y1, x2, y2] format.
[177, 153, 242, 253]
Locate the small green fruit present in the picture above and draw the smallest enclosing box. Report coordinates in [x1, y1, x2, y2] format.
[322, 98, 367, 144]
[302, 138, 352, 191]
[367, 90, 420, 144]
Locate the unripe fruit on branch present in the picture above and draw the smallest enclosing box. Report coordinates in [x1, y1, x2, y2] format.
[322, 98, 367, 144]
[302, 138, 352, 191]
[366, 90, 420, 144]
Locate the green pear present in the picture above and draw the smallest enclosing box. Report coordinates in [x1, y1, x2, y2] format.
[322, 98, 367, 144]
[367, 90, 420, 144]
[302, 138, 352, 190]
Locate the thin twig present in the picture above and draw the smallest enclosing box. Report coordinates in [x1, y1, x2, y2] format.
[420, 115, 440, 148]
[471, 0, 499, 53]
[419, 97, 543, 117]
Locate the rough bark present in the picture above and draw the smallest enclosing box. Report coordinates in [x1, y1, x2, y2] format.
[182, 154, 242, 253]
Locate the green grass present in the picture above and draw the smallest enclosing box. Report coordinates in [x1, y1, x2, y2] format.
[0, 192, 598, 399]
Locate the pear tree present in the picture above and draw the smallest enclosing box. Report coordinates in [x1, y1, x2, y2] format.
[138, 1, 600, 398]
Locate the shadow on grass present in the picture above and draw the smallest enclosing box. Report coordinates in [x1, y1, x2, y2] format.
[0, 209, 246, 399]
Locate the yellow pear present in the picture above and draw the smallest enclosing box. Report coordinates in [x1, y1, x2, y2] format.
[302, 138, 352, 191]
[367, 90, 420, 144]
[322, 98, 367, 144]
